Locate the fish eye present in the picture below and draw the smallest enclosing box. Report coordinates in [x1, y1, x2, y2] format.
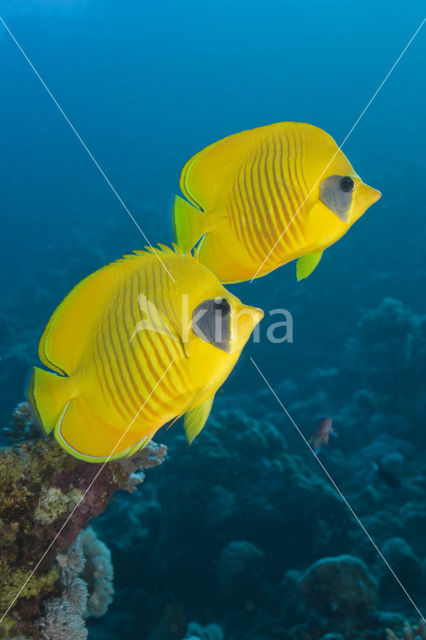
[320, 174, 354, 222]
[192, 298, 231, 352]
[339, 176, 355, 192]
[213, 298, 231, 315]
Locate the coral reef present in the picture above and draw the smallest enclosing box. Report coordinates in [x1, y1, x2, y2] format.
[92, 409, 354, 637]
[0, 411, 166, 639]
[298, 554, 377, 617]
[91, 394, 426, 639]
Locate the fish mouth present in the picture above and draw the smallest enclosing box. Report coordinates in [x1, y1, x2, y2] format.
[359, 182, 382, 208]
[344, 181, 381, 224]
[250, 307, 264, 324]
[228, 305, 264, 353]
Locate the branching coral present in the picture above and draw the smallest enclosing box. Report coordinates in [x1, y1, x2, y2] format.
[0, 405, 166, 639]
[3, 402, 40, 444]
[80, 527, 114, 618]
[386, 620, 426, 640]
[39, 527, 114, 639]
[39, 599, 88, 640]
[184, 622, 224, 640]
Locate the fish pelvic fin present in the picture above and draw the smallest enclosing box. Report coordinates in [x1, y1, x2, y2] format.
[28, 366, 74, 435]
[172, 194, 210, 252]
[296, 251, 324, 281]
[183, 394, 215, 444]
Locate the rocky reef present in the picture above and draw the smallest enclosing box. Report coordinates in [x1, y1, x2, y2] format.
[0, 407, 166, 639]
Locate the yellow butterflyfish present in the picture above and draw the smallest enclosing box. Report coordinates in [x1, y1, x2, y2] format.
[28, 246, 263, 463]
[172, 122, 381, 283]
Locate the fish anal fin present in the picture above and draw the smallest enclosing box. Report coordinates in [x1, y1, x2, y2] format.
[296, 251, 323, 281]
[54, 397, 150, 463]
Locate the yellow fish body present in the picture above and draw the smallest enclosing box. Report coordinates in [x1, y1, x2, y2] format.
[28, 246, 263, 462]
[172, 122, 381, 283]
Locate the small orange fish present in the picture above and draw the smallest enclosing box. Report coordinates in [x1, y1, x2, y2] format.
[308, 417, 337, 455]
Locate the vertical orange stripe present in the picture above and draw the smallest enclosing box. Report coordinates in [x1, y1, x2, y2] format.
[254, 141, 278, 246]
[232, 163, 261, 262]
[127, 274, 162, 420]
[128, 273, 171, 418]
[286, 132, 307, 242]
[242, 148, 270, 259]
[97, 322, 130, 419]
[258, 140, 290, 267]
[277, 134, 305, 248]
[106, 296, 137, 415]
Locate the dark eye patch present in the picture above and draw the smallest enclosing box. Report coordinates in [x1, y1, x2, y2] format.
[213, 298, 231, 315]
[340, 176, 354, 192]
[192, 298, 231, 352]
[320, 175, 354, 222]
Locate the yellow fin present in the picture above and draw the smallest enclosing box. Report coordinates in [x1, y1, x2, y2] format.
[183, 395, 215, 444]
[54, 396, 153, 463]
[172, 194, 210, 252]
[38, 252, 158, 375]
[28, 366, 72, 434]
[296, 251, 323, 281]
[178, 130, 249, 210]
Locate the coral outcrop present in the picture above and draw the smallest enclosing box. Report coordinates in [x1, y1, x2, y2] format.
[0, 411, 166, 639]
[298, 554, 377, 617]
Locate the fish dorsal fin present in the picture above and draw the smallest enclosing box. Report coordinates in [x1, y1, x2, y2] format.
[38, 250, 167, 375]
[296, 251, 323, 281]
[183, 395, 215, 444]
[179, 130, 259, 211]
[179, 123, 301, 213]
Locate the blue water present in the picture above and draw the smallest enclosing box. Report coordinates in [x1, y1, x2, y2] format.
[1, 1, 426, 638]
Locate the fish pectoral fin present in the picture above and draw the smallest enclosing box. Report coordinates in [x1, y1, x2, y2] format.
[172, 194, 210, 252]
[183, 394, 215, 444]
[296, 251, 324, 281]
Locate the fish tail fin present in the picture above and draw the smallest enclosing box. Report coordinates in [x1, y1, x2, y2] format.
[28, 366, 72, 435]
[172, 194, 210, 251]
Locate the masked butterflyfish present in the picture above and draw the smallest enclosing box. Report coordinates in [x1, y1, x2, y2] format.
[172, 122, 381, 283]
[28, 246, 263, 462]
